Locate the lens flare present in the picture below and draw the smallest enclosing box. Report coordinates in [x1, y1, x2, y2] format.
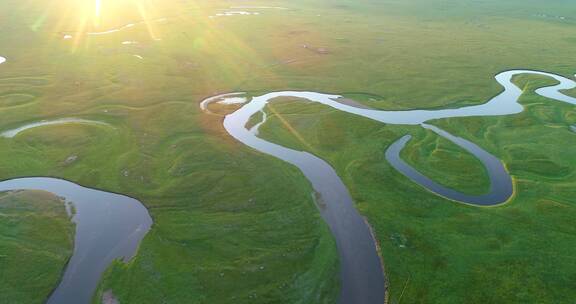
[95, 0, 101, 18]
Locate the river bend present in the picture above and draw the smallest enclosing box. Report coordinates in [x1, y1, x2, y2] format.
[201, 69, 576, 303]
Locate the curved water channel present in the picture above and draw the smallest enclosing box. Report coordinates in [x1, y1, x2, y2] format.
[0, 118, 111, 138]
[201, 69, 576, 303]
[0, 57, 152, 304]
[0, 178, 152, 304]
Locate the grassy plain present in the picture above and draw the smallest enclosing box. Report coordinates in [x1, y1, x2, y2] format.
[0, 0, 575, 303]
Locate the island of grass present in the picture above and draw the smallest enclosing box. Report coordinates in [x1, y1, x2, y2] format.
[0, 190, 74, 304]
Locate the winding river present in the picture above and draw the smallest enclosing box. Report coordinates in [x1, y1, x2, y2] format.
[201, 69, 576, 303]
[0, 178, 152, 304]
[4, 48, 576, 303]
[0, 56, 151, 304]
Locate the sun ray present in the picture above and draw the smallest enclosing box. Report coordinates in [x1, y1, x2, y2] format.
[267, 103, 318, 154]
[95, 0, 101, 18]
[94, 0, 101, 27]
[135, 1, 160, 41]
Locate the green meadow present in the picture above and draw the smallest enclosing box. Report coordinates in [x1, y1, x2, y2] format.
[0, 0, 575, 303]
[0, 191, 74, 304]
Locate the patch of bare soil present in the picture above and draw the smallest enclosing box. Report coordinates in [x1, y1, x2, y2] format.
[102, 290, 120, 304]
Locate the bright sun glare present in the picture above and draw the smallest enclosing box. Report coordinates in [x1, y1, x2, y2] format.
[95, 0, 101, 18]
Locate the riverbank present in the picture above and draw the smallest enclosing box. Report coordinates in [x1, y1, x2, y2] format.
[0, 190, 74, 303]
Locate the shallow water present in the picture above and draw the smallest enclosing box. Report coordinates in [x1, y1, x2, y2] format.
[199, 92, 246, 113]
[201, 69, 576, 303]
[218, 96, 247, 105]
[0, 177, 152, 304]
[385, 124, 513, 205]
[210, 11, 260, 18]
[0, 118, 111, 138]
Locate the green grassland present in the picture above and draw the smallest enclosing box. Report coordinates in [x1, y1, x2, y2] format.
[0, 190, 74, 304]
[0, 0, 575, 303]
[257, 76, 576, 303]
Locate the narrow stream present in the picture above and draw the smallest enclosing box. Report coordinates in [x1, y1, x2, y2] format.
[385, 124, 512, 205]
[0, 118, 111, 138]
